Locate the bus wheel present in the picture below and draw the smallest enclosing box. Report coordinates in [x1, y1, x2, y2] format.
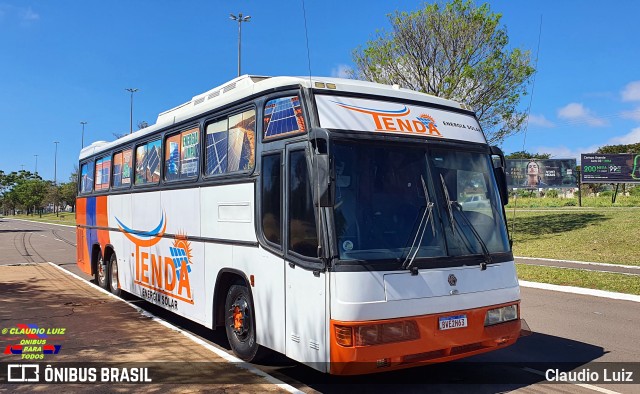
[225, 284, 260, 362]
[96, 252, 109, 290]
[108, 254, 121, 297]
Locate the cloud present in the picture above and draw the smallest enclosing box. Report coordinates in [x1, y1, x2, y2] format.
[22, 6, 39, 21]
[607, 127, 640, 145]
[527, 114, 555, 128]
[621, 106, 640, 121]
[557, 103, 607, 127]
[331, 64, 351, 79]
[533, 145, 595, 161]
[0, 4, 39, 24]
[621, 81, 640, 102]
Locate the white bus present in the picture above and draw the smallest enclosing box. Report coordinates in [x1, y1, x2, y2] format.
[76, 75, 524, 375]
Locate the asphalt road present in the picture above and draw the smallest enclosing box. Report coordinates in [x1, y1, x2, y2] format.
[1, 217, 638, 393]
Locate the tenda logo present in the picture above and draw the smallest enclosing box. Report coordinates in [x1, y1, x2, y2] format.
[333, 101, 442, 137]
[116, 214, 194, 304]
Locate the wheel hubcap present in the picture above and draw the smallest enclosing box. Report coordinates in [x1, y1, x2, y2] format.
[97, 259, 106, 284]
[110, 259, 118, 290]
[229, 298, 249, 337]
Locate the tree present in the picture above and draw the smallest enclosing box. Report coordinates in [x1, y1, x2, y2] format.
[596, 143, 640, 154]
[59, 169, 78, 213]
[11, 178, 48, 216]
[505, 151, 551, 159]
[350, 0, 535, 143]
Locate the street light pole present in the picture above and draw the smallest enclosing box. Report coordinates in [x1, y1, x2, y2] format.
[125, 88, 139, 134]
[229, 13, 251, 77]
[53, 141, 59, 215]
[80, 121, 87, 148]
[54, 141, 59, 186]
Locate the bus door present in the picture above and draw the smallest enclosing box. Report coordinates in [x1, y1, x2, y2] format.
[284, 143, 327, 369]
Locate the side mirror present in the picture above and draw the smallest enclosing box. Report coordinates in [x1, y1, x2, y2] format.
[313, 153, 334, 207]
[490, 146, 509, 205]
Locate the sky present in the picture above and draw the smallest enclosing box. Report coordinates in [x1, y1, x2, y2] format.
[1, 0, 639, 182]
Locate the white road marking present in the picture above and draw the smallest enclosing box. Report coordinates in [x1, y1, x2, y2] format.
[522, 367, 622, 394]
[7, 217, 75, 229]
[47, 262, 304, 393]
[520, 264, 640, 277]
[515, 256, 640, 270]
[519, 280, 640, 303]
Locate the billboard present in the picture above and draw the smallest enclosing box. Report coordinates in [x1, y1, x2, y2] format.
[581, 153, 640, 183]
[506, 159, 577, 189]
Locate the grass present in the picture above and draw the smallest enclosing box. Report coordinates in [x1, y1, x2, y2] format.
[516, 264, 640, 296]
[507, 208, 640, 266]
[8, 212, 76, 226]
[506, 195, 640, 208]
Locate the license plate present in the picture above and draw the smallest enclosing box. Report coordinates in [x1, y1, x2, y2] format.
[438, 314, 468, 330]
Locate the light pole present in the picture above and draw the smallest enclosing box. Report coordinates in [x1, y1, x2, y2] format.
[53, 141, 59, 215]
[53, 142, 59, 186]
[34, 155, 38, 175]
[229, 13, 251, 77]
[80, 121, 87, 148]
[125, 88, 139, 134]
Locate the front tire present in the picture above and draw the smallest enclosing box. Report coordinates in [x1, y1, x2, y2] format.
[108, 253, 121, 297]
[96, 251, 109, 290]
[224, 283, 262, 362]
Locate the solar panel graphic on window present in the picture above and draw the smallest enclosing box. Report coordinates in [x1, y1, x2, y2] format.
[147, 144, 160, 181]
[166, 141, 180, 181]
[113, 163, 122, 187]
[206, 131, 228, 175]
[264, 96, 305, 139]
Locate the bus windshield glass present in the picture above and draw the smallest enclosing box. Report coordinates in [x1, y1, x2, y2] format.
[332, 141, 510, 264]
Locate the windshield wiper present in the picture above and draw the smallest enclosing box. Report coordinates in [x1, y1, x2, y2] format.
[439, 174, 491, 271]
[402, 176, 435, 271]
[440, 174, 456, 235]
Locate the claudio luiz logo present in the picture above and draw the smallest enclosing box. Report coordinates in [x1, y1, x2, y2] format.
[116, 213, 194, 306]
[333, 100, 442, 137]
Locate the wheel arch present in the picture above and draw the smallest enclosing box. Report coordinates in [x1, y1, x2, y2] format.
[103, 244, 116, 264]
[212, 268, 252, 328]
[90, 243, 102, 276]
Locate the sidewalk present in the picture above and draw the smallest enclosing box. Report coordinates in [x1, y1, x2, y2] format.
[0, 263, 288, 393]
[514, 256, 640, 276]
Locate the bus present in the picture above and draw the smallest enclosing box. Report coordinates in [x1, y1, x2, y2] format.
[76, 75, 525, 375]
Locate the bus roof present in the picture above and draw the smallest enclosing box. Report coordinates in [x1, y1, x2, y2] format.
[79, 75, 469, 160]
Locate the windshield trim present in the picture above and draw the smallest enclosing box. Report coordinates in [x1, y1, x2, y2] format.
[330, 251, 514, 272]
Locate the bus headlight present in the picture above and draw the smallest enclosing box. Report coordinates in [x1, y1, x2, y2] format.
[484, 305, 518, 326]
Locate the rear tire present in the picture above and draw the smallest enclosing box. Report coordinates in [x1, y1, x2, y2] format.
[108, 253, 121, 297]
[96, 251, 109, 290]
[224, 283, 263, 362]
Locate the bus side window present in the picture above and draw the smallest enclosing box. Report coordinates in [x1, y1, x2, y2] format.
[135, 140, 161, 185]
[165, 127, 199, 181]
[80, 162, 94, 194]
[261, 154, 281, 246]
[288, 150, 318, 257]
[112, 148, 132, 188]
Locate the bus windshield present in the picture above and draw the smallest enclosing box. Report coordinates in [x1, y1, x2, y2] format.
[332, 140, 510, 265]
